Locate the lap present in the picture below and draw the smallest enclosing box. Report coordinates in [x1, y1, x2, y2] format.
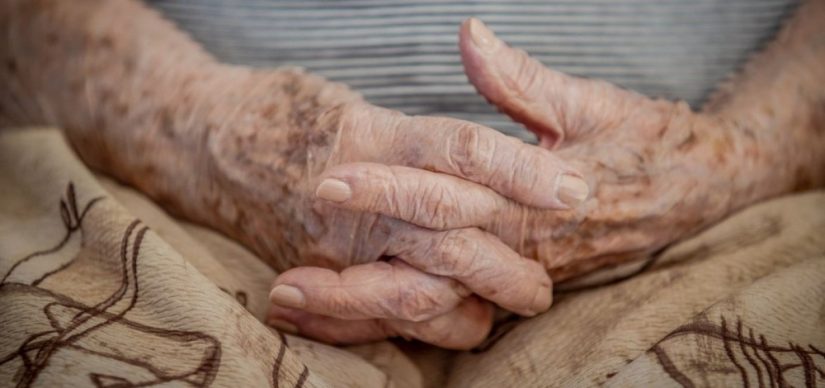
[2, 128, 822, 387]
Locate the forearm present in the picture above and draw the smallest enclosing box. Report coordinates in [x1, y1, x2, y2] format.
[0, 0, 222, 125]
[2, 0, 357, 270]
[0, 0, 223, 188]
[704, 0, 825, 208]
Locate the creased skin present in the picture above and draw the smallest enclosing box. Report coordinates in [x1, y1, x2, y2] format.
[2, 0, 824, 288]
[2, 0, 383, 272]
[510, 0, 825, 281]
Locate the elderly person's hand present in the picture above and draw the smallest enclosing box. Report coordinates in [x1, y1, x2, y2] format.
[73, 64, 584, 349]
[4, 0, 588, 350]
[204, 68, 585, 347]
[267, 17, 825, 347]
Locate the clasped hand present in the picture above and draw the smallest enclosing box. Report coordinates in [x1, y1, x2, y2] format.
[233, 19, 731, 349]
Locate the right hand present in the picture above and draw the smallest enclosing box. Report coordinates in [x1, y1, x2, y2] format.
[166, 67, 588, 348]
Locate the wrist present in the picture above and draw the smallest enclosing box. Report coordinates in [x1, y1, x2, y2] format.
[689, 106, 825, 222]
[193, 68, 362, 270]
[719, 113, 824, 207]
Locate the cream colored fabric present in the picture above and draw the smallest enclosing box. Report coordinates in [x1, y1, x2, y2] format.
[1, 128, 823, 387]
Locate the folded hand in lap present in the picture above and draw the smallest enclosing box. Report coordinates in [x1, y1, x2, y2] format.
[267, 19, 788, 348]
[198, 65, 587, 347]
[6, 0, 821, 351]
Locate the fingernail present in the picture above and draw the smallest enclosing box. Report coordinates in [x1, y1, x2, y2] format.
[557, 174, 590, 207]
[268, 319, 299, 334]
[269, 285, 305, 308]
[468, 18, 496, 51]
[316, 179, 352, 202]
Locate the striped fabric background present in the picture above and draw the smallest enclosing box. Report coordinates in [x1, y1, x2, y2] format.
[148, 0, 799, 142]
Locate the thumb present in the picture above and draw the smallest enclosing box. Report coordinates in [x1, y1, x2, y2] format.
[459, 18, 648, 148]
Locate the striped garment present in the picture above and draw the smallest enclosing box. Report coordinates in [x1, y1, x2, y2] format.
[147, 0, 798, 142]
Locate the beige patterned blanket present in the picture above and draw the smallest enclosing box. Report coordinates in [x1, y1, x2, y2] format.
[1, 128, 824, 387]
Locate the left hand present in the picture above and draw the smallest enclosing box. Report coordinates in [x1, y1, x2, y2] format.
[269, 18, 760, 347]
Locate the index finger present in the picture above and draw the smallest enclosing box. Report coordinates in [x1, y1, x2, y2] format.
[269, 259, 468, 322]
[345, 107, 590, 209]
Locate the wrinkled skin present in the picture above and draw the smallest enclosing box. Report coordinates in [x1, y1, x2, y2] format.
[3, 0, 589, 350]
[200, 69, 577, 348]
[267, 17, 825, 347]
[264, 23, 724, 345]
[3, 0, 824, 350]
[459, 21, 733, 278]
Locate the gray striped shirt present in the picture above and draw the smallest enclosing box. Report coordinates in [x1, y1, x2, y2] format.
[148, 0, 798, 141]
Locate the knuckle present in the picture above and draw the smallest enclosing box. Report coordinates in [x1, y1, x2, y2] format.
[421, 184, 460, 229]
[332, 102, 365, 139]
[486, 143, 542, 196]
[381, 167, 404, 215]
[337, 103, 404, 154]
[326, 291, 359, 317]
[436, 230, 482, 276]
[446, 123, 485, 178]
[513, 150, 544, 190]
